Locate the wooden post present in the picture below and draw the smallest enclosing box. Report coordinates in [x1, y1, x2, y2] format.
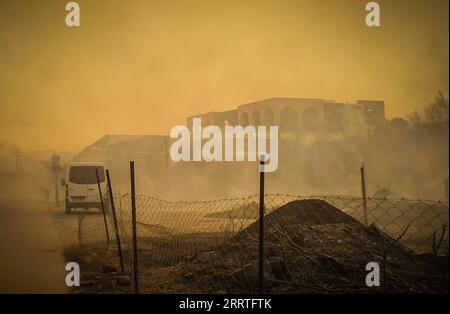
[96, 168, 110, 245]
[360, 160, 368, 225]
[259, 155, 265, 294]
[106, 169, 125, 274]
[130, 161, 139, 294]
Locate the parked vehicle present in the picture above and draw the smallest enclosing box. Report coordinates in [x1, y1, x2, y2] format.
[62, 162, 107, 214]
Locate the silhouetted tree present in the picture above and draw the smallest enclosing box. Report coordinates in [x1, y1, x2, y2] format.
[424, 91, 449, 123]
[408, 91, 449, 125]
[407, 110, 422, 126]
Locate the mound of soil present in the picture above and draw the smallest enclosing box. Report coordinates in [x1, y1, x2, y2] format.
[234, 199, 359, 239]
[143, 200, 448, 293]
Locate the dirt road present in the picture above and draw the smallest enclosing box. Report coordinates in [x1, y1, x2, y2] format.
[0, 199, 78, 293]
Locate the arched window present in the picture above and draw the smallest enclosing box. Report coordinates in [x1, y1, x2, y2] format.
[301, 107, 319, 131]
[280, 106, 299, 133]
[251, 110, 261, 126]
[240, 112, 250, 126]
[262, 109, 274, 126]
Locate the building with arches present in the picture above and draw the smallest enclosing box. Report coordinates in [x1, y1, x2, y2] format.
[187, 97, 385, 140]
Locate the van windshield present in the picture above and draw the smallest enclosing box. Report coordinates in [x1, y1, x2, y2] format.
[69, 166, 105, 184]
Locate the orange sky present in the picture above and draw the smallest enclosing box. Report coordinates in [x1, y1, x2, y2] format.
[0, 0, 448, 151]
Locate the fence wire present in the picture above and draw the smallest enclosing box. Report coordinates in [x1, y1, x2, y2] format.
[77, 193, 449, 293]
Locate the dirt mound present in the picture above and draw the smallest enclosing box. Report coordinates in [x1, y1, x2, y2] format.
[206, 199, 358, 224]
[267, 199, 359, 225]
[149, 200, 447, 293]
[234, 199, 359, 240]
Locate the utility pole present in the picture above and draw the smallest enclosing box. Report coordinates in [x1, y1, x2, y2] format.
[51, 154, 61, 205]
[40, 155, 63, 205]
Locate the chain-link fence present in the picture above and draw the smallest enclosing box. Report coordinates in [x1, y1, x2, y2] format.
[77, 192, 448, 293]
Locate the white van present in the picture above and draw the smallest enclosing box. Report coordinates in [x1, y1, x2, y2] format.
[62, 162, 107, 214]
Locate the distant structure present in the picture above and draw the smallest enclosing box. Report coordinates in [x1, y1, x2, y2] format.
[74, 97, 385, 176]
[187, 97, 385, 141]
[73, 134, 169, 165]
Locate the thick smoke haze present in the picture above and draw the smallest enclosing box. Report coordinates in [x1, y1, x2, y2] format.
[0, 0, 449, 297]
[0, 0, 448, 151]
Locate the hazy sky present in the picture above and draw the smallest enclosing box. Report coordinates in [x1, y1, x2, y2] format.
[0, 0, 448, 151]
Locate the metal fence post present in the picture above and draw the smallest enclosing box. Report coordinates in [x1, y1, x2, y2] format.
[360, 160, 368, 225]
[106, 169, 125, 275]
[96, 168, 110, 245]
[259, 155, 265, 294]
[130, 161, 139, 294]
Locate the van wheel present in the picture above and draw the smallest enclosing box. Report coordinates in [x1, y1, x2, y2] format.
[65, 201, 71, 215]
